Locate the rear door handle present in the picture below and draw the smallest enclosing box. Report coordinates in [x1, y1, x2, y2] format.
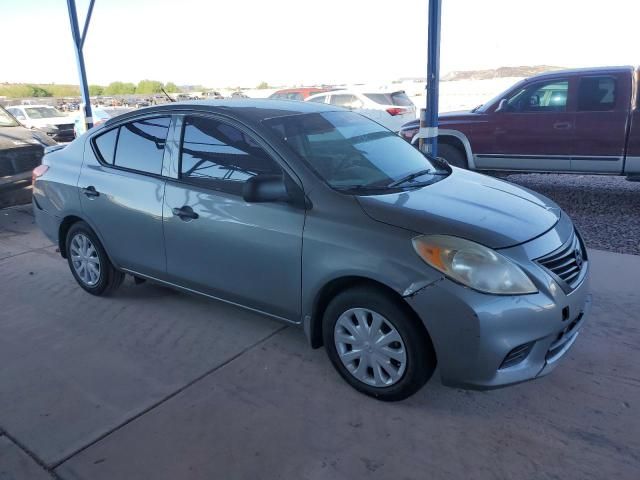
[553, 121, 572, 130]
[82, 186, 99, 197]
[172, 205, 199, 220]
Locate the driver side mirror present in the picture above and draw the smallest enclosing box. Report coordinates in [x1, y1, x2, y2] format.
[243, 174, 290, 203]
[495, 98, 508, 113]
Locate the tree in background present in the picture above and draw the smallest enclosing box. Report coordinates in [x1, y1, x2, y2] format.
[257, 81, 270, 89]
[163, 82, 180, 93]
[104, 81, 136, 95]
[136, 79, 164, 94]
[89, 84, 104, 96]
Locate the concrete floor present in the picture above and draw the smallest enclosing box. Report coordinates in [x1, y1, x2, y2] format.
[0, 205, 638, 480]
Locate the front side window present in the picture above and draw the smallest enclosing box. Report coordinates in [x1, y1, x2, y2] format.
[578, 76, 616, 111]
[507, 80, 569, 112]
[307, 95, 327, 104]
[264, 111, 446, 192]
[113, 116, 170, 174]
[330, 94, 363, 109]
[180, 116, 281, 194]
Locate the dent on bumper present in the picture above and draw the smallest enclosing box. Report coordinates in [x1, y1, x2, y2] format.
[405, 276, 592, 390]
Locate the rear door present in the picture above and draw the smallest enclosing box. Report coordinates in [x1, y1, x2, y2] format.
[79, 115, 171, 277]
[480, 78, 575, 171]
[162, 114, 305, 321]
[571, 73, 630, 173]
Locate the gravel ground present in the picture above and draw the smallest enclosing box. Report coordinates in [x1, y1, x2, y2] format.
[504, 173, 640, 255]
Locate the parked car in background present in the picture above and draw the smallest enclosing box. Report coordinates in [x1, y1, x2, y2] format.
[73, 108, 111, 137]
[269, 87, 330, 101]
[399, 66, 640, 180]
[231, 91, 249, 99]
[1, 105, 56, 188]
[203, 91, 224, 99]
[306, 89, 416, 132]
[7, 105, 75, 143]
[32, 99, 590, 400]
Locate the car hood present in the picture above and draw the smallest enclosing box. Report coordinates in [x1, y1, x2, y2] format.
[0, 125, 53, 149]
[356, 168, 561, 249]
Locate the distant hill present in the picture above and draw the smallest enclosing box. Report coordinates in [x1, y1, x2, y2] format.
[441, 66, 565, 82]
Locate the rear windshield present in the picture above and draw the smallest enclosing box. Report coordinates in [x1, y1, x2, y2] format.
[364, 92, 413, 106]
[263, 111, 444, 192]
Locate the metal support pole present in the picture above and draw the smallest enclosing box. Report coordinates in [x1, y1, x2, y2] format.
[419, 0, 442, 157]
[67, 0, 94, 132]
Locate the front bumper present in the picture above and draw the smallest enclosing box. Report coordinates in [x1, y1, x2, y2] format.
[406, 224, 592, 390]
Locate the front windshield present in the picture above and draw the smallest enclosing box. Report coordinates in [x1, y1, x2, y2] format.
[264, 111, 447, 191]
[0, 107, 19, 127]
[25, 107, 66, 119]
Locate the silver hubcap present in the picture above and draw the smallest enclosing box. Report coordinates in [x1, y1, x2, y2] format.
[70, 233, 101, 286]
[334, 308, 407, 387]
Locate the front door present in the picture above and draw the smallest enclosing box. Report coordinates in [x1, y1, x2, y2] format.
[78, 116, 171, 277]
[477, 78, 574, 171]
[162, 115, 305, 321]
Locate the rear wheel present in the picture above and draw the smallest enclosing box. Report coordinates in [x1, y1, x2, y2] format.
[437, 143, 467, 169]
[322, 286, 436, 401]
[66, 221, 124, 296]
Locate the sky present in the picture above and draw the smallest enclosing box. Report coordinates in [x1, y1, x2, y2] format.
[1, 0, 638, 88]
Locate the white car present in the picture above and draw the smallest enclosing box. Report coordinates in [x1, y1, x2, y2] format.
[305, 89, 416, 132]
[6, 105, 75, 142]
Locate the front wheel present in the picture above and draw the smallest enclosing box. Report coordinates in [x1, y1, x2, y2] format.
[66, 221, 124, 296]
[437, 143, 468, 169]
[322, 286, 436, 401]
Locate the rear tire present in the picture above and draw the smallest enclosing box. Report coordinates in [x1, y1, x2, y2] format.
[322, 286, 436, 401]
[65, 221, 124, 296]
[437, 143, 468, 169]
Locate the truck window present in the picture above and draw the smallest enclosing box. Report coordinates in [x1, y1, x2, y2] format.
[507, 80, 569, 113]
[578, 76, 616, 111]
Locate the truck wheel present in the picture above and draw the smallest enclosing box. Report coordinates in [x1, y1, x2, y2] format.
[437, 144, 468, 169]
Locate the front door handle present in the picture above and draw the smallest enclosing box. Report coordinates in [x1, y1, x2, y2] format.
[172, 205, 199, 220]
[553, 121, 572, 130]
[82, 186, 99, 197]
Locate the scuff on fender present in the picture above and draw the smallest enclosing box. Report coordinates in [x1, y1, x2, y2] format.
[402, 277, 445, 297]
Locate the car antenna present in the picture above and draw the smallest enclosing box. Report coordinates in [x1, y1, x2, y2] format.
[161, 87, 176, 103]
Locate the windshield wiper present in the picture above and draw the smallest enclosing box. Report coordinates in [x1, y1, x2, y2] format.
[470, 104, 483, 113]
[387, 169, 435, 188]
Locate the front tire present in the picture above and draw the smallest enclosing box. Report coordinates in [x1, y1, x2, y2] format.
[66, 221, 124, 296]
[437, 143, 467, 169]
[322, 286, 436, 401]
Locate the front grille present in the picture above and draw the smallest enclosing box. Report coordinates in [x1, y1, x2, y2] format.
[536, 231, 587, 291]
[0, 145, 44, 177]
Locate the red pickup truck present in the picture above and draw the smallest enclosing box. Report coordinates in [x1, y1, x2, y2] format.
[399, 66, 640, 179]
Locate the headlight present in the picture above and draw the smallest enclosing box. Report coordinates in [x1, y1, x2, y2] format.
[412, 235, 537, 295]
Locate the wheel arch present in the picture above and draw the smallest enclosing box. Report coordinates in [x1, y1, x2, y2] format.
[58, 215, 84, 258]
[307, 275, 435, 355]
[412, 129, 476, 169]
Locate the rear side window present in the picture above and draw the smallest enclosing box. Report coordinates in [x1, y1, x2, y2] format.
[113, 117, 170, 174]
[180, 116, 281, 195]
[308, 95, 327, 103]
[364, 92, 413, 106]
[578, 76, 617, 111]
[94, 128, 119, 164]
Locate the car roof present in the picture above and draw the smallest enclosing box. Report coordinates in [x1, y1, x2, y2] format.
[104, 99, 340, 127]
[531, 65, 635, 79]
